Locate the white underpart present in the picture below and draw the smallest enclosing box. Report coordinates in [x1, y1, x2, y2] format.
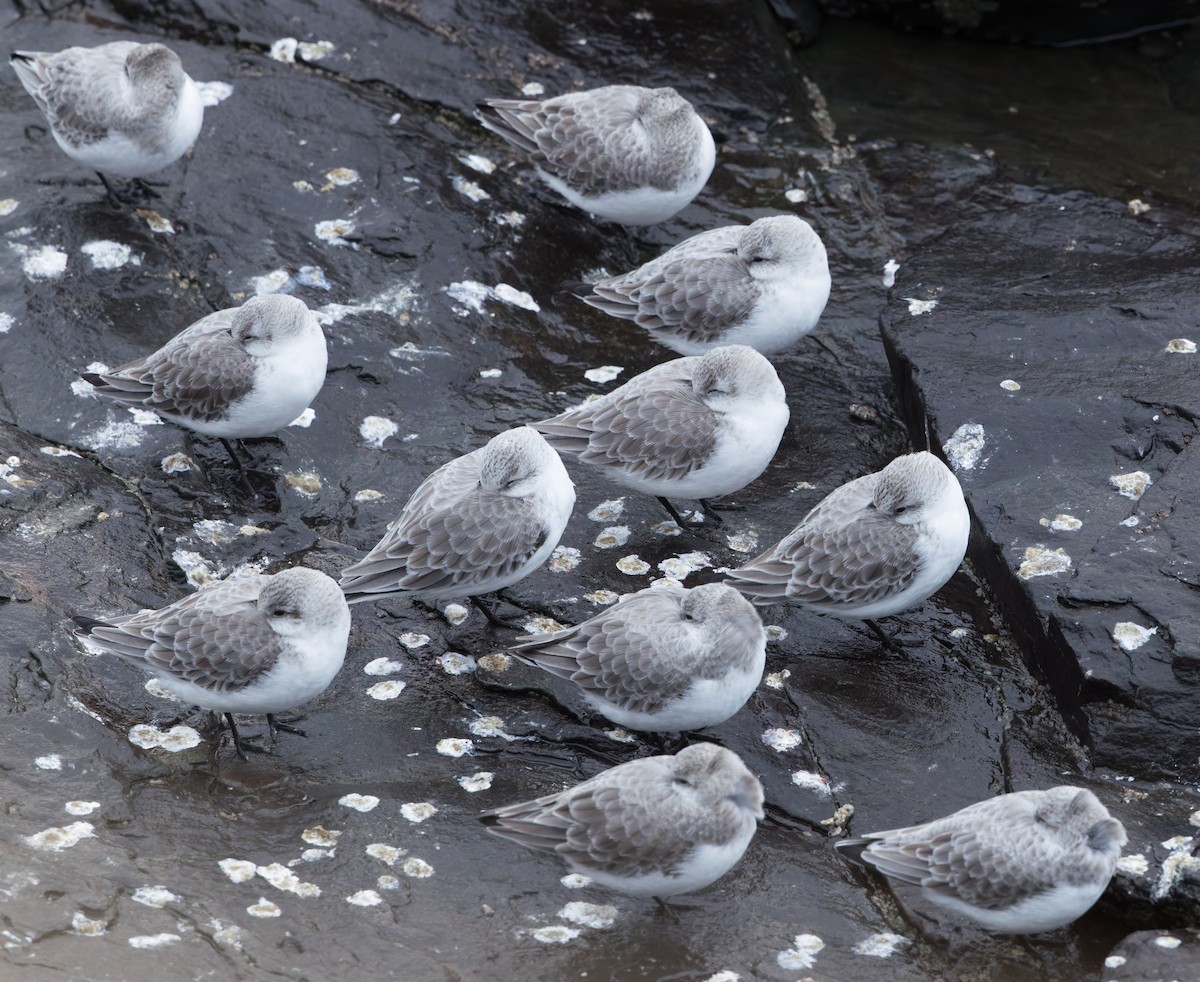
[923, 879, 1108, 934]
[172, 322, 327, 439]
[582, 650, 764, 732]
[575, 827, 754, 898]
[537, 115, 715, 226]
[605, 391, 788, 500]
[59, 76, 204, 178]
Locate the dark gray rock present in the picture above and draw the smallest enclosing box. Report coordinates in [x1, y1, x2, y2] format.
[1104, 929, 1200, 982]
[1, 0, 1196, 978]
[881, 190, 1200, 786]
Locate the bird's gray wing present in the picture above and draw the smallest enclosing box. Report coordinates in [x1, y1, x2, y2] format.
[76, 577, 282, 692]
[535, 361, 717, 484]
[587, 228, 760, 346]
[481, 88, 658, 196]
[728, 474, 920, 606]
[12, 44, 159, 148]
[512, 585, 693, 713]
[84, 309, 254, 423]
[339, 449, 550, 598]
[483, 757, 701, 877]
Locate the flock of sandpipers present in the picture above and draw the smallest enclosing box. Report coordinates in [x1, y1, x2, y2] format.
[7, 36, 1126, 936]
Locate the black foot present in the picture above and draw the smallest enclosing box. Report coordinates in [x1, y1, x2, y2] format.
[469, 595, 524, 630]
[223, 712, 268, 760]
[863, 618, 913, 654]
[96, 171, 124, 207]
[267, 714, 308, 742]
[131, 177, 161, 199]
[653, 896, 683, 921]
[219, 438, 259, 497]
[656, 496, 705, 528]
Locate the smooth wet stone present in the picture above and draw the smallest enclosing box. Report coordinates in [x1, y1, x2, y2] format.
[1, 1, 1195, 979]
[881, 189, 1200, 786]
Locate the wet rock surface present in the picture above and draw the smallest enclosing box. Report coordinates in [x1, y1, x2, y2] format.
[882, 191, 1200, 784]
[0, 1, 1197, 979]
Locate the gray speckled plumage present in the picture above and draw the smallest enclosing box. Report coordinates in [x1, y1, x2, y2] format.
[729, 468, 919, 607]
[338, 427, 575, 603]
[11, 41, 204, 182]
[589, 224, 757, 344]
[726, 451, 969, 619]
[480, 85, 709, 196]
[85, 307, 256, 423]
[509, 581, 765, 717]
[12, 42, 184, 151]
[535, 356, 718, 484]
[481, 743, 763, 895]
[82, 294, 327, 438]
[585, 215, 830, 354]
[75, 575, 282, 691]
[533, 346, 788, 510]
[71, 567, 350, 698]
[836, 786, 1127, 933]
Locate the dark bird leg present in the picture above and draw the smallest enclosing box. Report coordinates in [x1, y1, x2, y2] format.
[863, 618, 909, 654]
[267, 714, 308, 743]
[96, 171, 123, 207]
[699, 498, 749, 525]
[656, 496, 701, 528]
[131, 177, 161, 199]
[469, 595, 524, 630]
[219, 438, 258, 497]
[652, 896, 682, 922]
[223, 712, 267, 760]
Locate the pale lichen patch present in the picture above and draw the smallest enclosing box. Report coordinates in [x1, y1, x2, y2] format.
[761, 728, 802, 752]
[25, 822, 94, 851]
[439, 651, 477, 674]
[1110, 470, 1151, 500]
[778, 934, 826, 970]
[128, 724, 202, 752]
[436, 738, 474, 758]
[587, 498, 625, 521]
[1112, 622, 1157, 652]
[302, 826, 341, 847]
[557, 902, 618, 928]
[853, 933, 909, 958]
[1016, 546, 1072, 579]
[616, 555, 650, 575]
[400, 802, 438, 823]
[403, 858, 434, 878]
[594, 526, 630, 549]
[531, 925, 580, 944]
[339, 793, 380, 812]
[584, 365, 623, 383]
[459, 772, 494, 793]
[548, 546, 581, 572]
[367, 680, 406, 700]
[943, 422, 986, 470]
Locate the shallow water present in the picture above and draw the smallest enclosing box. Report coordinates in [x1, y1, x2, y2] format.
[1, 2, 1196, 980]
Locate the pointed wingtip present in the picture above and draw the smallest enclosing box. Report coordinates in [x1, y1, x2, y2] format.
[70, 614, 108, 636]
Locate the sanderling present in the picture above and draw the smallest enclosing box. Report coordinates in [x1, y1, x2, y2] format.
[72, 567, 351, 758]
[481, 743, 762, 898]
[835, 786, 1127, 934]
[584, 215, 831, 356]
[725, 452, 968, 624]
[533, 345, 788, 526]
[81, 295, 328, 462]
[338, 427, 576, 626]
[477, 84, 715, 226]
[10, 41, 204, 198]
[509, 581, 765, 731]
